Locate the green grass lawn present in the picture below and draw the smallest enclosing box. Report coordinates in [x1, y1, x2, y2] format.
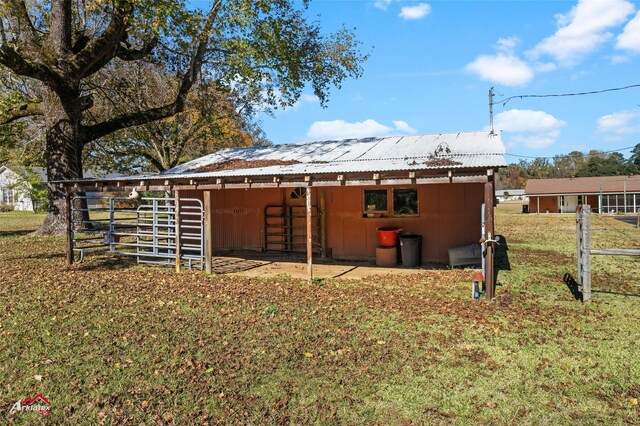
[0, 209, 639, 424]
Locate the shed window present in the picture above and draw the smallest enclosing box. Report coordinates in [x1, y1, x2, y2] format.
[290, 187, 307, 199]
[393, 188, 418, 216]
[364, 189, 387, 212]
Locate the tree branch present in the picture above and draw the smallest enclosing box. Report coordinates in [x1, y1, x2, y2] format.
[72, 3, 130, 79]
[116, 37, 158, 61]
[82, 3, 220, 143]
[0, 101, 43, 125]
[5, 0, 38, 46]
[48, 0, 73, 56]
[0, 43, 63, 85]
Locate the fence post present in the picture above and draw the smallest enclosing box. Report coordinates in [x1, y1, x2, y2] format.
[580, 205, 592, 302]
[576, 206, 582, 290]
[66, 192, 73, 266]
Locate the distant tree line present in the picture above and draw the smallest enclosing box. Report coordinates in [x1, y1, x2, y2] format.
[496, 144, 640, 190]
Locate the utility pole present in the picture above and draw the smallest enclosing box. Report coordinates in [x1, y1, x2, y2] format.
[489, 87, 495, 135]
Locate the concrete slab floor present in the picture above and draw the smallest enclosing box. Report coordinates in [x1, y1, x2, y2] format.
[210, 253, 449, 280]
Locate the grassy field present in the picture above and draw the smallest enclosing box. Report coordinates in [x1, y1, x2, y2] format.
[0, 208, 639, 424]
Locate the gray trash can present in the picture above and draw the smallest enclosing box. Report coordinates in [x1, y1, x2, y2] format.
[400, 235, 422, 267]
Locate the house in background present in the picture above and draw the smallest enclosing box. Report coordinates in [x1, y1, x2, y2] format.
[495, 189, 527, 202]
[0, 166, 47, 211]
[0, 165, 123, 211]
[525, 175, 640, 214]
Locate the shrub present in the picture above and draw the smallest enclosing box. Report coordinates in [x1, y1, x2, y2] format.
[0, 203, 15, 212]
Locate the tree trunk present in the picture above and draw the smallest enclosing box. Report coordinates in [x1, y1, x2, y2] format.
[35, 86, 85, 235]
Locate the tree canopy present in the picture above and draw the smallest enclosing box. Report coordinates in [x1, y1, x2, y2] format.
[0, 0, 367, 233]
[496, 144, 640, 189]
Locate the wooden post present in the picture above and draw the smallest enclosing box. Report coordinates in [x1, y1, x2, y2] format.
[175, 190, 181, 273]
[580, 205, 591, 302]
[306, 185, 313, 283]
[537, 196, 540, 215]
[65, 191, 73, 266]
[320, 191, 328, 258]
[484, 180, 495, 300]
[204, 190, 213, 274]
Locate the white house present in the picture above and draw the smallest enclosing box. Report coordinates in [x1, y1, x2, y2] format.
[495, 189, 527, 202]
[0, 166, 47, 211]
[1, 166, 126, 211]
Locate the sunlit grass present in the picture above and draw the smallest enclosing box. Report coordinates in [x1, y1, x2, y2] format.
[0, 210, 639, 424]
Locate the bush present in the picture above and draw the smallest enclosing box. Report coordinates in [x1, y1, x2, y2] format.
[0, 203, 15, 212]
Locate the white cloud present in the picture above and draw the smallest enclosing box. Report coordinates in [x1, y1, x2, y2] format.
[399, 3, 431, 20]
[611, 54, 630, 64]
[616, 11, 640, 53]
[597, 110, 640, 135]
[374, 0, 392, 10]
[496, 36, 520, 53]
[494, 109, 566, 149]
[465, 53, 534, 86]
[530, 0, 635, 66]
[291, 94, 319, 110]
[306, 119, 416, 141]
[392, 120, 417, 133]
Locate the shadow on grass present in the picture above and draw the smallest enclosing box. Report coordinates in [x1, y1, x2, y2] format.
[74, 256, 138, 271]
[0, 229, 36, 237]
[4, 252, 66, 261]
[563, 273, 582, 301]
[592, 289, 640, 298]
[563, 272, 640, 299]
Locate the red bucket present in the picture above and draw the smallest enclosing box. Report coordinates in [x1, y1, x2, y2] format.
[377, 227, 402, 247]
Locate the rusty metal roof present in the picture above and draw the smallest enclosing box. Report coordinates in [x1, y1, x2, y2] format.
[165, 131, 506, 176]
[525, 175, 640, 195]
[57, 131, 506, 184]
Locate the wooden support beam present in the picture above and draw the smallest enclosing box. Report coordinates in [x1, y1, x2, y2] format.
[65, 192, 73, 266]
[204, 190, 213, 274]
[306, 185, 313, 284]
[484, 180, 495, 300]
[175, 190, 181, 273]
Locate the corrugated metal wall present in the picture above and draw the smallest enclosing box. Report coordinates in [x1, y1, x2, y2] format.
[323, 184, 482, 263]
[190, 184, 484, 264]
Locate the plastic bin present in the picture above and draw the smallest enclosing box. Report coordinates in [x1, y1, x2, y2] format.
[400, 234, 422, 267]
[377, 227, 402, 247]
[522, 205, 529, 214]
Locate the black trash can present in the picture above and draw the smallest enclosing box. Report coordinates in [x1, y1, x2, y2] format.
[400, 235, 422, 267]
[522, 204, 529, 214]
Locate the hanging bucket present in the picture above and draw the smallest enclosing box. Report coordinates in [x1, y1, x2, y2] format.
[377, 227, 402, 247]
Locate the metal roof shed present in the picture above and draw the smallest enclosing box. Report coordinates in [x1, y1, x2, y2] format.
[58, 131, 506, 298]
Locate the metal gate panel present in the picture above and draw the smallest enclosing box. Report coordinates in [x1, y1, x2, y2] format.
[70, 196, 204, 269]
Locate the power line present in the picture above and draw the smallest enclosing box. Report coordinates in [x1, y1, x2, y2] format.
[494, 83, 640, 106]
[505, 145, 638, 160]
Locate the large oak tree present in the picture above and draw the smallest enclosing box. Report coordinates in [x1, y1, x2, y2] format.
[0, 0, 366, 233]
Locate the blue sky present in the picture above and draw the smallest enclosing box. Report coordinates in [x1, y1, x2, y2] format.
[254, 0, 640, 161]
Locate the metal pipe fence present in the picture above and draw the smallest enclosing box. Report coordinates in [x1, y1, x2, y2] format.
[70, 195, 204, 269]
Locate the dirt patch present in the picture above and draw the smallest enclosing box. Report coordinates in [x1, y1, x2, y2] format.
[189, 159, 301, 173]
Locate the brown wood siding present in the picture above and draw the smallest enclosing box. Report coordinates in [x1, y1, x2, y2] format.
[529, 195, 600, 213]
[529, 196, 558, 213]
[190, 184, 484, 264]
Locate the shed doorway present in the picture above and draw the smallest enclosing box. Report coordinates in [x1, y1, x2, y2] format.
[264, 187, 322, 253]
